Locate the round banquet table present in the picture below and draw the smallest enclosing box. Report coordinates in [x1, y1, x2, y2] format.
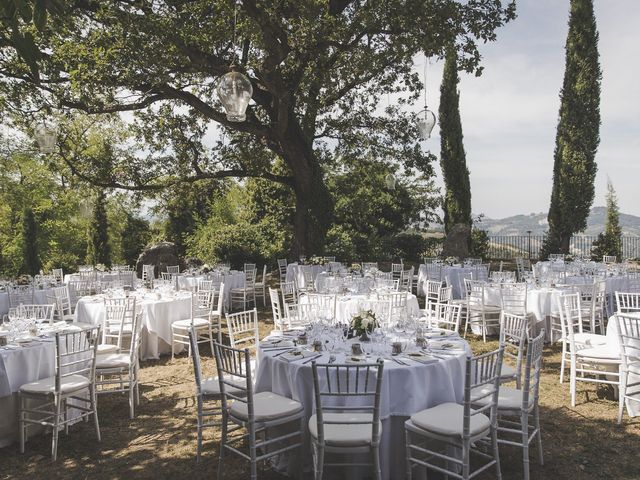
[74, 290, 192, 360]
[175, 271, 244, 307]
[0, 287, 57, 317]
[331, 293, 421, 324]
[0, 339, 55, 447]
[285, 264, 326, 289]
[254, 336, 470, 480]
[417, 265, 478, 299]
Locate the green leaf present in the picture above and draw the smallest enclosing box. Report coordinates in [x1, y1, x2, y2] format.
[13, 0, 33, 22]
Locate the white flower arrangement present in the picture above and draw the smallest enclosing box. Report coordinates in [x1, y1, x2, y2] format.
[350, 310, 379, 336]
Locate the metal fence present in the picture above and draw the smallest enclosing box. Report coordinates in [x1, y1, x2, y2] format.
[487, 235, 640, 260]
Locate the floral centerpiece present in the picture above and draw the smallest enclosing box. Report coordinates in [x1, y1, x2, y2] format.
[348, 263, 362, 275]
[306, 255, 325, 266]
[95, 263, 107, 272]
[350, 310, 379, 341]
[444, 256, 459, 266]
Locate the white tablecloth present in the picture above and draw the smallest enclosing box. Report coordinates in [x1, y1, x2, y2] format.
[0, 288, 57, 317]
[332, 293, 421, 324]
[255, 340, 469, 479]
[286, 264, 326, 289]
[65, 272, 135, 284]
[0, 340, 56, 447]
[75, 291, 193, 360]
[417, 265, 477, 299]
[175, 271, 244, 307]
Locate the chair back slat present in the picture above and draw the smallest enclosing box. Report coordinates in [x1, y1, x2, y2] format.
[54, 326, 100, 392]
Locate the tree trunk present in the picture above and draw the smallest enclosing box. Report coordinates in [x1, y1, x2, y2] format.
[279, 121, 333, 257]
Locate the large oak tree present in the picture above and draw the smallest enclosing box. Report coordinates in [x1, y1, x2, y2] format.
[0, 0, 515, 254]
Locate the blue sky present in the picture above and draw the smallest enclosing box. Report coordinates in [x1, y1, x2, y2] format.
[422, 0, 639, 219]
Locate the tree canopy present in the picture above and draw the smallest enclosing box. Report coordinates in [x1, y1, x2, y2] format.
[0, 0, 516, 254]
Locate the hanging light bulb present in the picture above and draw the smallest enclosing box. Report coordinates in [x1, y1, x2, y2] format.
[34, 121, 57, 154]
[217, 67, 253, 122]
[384, 173, 396, 190]
[415, 108, 436, 140]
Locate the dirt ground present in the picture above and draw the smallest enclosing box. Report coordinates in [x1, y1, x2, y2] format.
[1, 308, 639, 480]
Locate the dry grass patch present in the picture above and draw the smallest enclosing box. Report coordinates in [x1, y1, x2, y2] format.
[1, 310, 639, 479]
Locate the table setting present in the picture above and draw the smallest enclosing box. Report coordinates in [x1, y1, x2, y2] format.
[75, 285, 193, 360]
[255, 313, 470, 479]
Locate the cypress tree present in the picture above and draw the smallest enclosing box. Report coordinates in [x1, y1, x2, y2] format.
[591, 180, 622, 260]
[544, 0, 601, 255]
[439, 47, 472, 235]
[21, 207, 41, 275]
[87, 190, 111, 268]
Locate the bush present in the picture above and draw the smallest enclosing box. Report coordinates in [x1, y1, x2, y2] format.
[591, 231, 622, 261]
[470, 228, 489, 259]
[388, 232, 429, 263]
[325, 225, 357, 262]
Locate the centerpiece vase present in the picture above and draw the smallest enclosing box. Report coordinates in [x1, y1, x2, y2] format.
[359, 330, 371, 342]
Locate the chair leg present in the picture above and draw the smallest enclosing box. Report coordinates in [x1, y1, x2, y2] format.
[52, 397, 62, 460]
[492, 425, 502, 480]
[196, 396, 203, 462]
[534, 406, 544, 465]
[570, 362, 577, 407]
[521, 411, 530, 480]
[314, 442, 324, 480]
[129, 378, 135, 419]
[462, 438, 470, 480]
[217, 415, 228, 480]
[92, 387, 101, 442]
[19, 393, 25, 454]
[618, 370, 627, 424]
[405, 429, 412, 480]
[559, 341, 567, 384]
[372, 445, 382, 480]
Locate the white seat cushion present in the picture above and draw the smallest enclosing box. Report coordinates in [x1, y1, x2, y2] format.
[410, 402, 491, 437]
[172, 318, 210, 328]
[500, 363, 517, 379]
[230, 391, 302, 422]
[308, 413, 381, 447]
[201, 376, 243, 396]
[572, 333, 608, 347]
[577, 345, 620, 361]
[472, 385, 531, 411]
[106, 325, 133, 335]
[20, 374, 90, 394]
[97, 343, 119, 354]
[96, 353, 131, 369]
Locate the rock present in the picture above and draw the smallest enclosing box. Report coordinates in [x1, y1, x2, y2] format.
[135, 242, 184, 278]
[442, 223, 471, 259]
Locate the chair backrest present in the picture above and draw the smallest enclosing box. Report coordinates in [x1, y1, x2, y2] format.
[212, 342, 253, 422]
[603, 255, 617, 264]
[197, 279, 215, 292]
[188, 327, 205, 395]
[549, 253, 565, 261]
[520, 329, 545, 412]
[258, 264, 268, 284]
[457, 272, 474, 300]
[277, 259, 288, 283]
[225, 308, 259, 350]
[269, 287, 285, 329]
[362, 262, 378, 271]
[500, 312, 529, 380]
[615, 314, 640, 376]
[103, 296, 136, 348]
[243, 263, 256, 274]
[17, 304, 55, 323]
[212, 282, 225, 317]
[306, 293, 337, 322]
[424, 279, 443, 308]
[8, 285, 34, 308]
[376, 291, 407, 325]
[52, 285, 73, 318]
[616, 292, 640, 314]
[311, 359, 384, 448]
[425, 263, 442, 281]
[70, 280, 92, 299]
[142, 264, 155, 281]
[244, 267, 257, 288]
[557, 293, 584, 345]
[54, 326, 100, 393]
[627, 272, 640, 293]
[391, 263, 403, 279]
[191, 290, 213, 321]
[467, 279, 488, 307]
[439, 285, 453, 304]
[280, 281, 297, 306]
[428, 302, 462, 332]
[466, 347, 504, 438]
[166, 265, 180, 275]
[473, 264, 489, 282]
[399, 267, 414, 292]
[286, 302, 318, 328]
[500, 282, 528, 315]
[52, 268, 64, 284]
[323, 256, 336, 263]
